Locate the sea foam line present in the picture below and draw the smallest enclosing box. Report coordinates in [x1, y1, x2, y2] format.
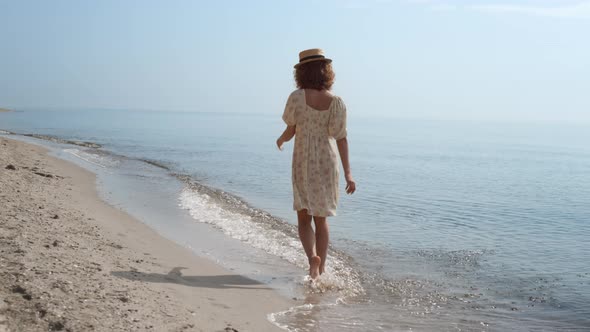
[64, 148, 119, 168]
[179, 187, 308, 266]
[178, 186, 364, 296]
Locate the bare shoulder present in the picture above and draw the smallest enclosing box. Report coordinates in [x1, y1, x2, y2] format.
[305, 89, 333, 98]
[321, 90, 339, 103]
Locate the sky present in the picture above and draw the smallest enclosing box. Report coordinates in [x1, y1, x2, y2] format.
[0, 0, 589, 123]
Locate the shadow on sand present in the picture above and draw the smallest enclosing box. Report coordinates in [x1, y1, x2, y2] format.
[112, 267, 269, 290]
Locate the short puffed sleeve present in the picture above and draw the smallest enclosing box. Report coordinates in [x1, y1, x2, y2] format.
[328, 96, 347, 140]
[282, 91, 300, 126]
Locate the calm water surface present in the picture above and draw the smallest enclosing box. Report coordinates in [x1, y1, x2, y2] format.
[2, 109, 589, 331]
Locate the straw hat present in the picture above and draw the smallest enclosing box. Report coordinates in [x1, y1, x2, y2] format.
[294, 48, 332, 68]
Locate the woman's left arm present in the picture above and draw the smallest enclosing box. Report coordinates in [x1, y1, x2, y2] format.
[276, 125, 296, 150]
[337, 137, 356, 194]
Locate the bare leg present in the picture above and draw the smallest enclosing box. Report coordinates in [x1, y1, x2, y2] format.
[297, 210, 320, 279]
[313, 216, 329, 275]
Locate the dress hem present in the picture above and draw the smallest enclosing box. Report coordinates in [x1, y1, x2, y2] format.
[293, 207, 336, 218]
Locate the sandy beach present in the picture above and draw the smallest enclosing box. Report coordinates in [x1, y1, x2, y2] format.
[0, 136, 290, 331]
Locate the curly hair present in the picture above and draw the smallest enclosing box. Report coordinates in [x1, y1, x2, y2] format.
[294, 61, 335, 91]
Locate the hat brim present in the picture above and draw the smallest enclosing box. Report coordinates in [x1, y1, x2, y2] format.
[294, 58, 332, 68]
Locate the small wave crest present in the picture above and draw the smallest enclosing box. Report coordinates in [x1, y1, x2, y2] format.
[138, 158, 173, 171]
[267, 303, 315, 331]
[23, 133, 102, 148]
[64, 148, 120, 168]
[268, 298, 353, 332]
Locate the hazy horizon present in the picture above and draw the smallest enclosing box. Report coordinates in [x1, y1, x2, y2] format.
[1, 0, 589, 124]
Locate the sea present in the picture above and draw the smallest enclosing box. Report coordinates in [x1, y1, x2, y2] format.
[1, 109, 589, 331]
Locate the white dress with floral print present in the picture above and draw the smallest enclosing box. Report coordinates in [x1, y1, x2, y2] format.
[282, 89, 347, 217]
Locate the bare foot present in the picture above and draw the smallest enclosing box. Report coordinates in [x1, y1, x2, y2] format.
[309, 256, 321, 280]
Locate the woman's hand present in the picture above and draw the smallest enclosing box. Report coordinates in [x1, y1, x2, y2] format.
[277, 125, 296, 151]
[345, 174, 356, 194]
[276, 137, 285, 151]
[336, 138, 355, 194]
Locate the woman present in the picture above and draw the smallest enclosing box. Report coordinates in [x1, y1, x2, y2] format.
[276, 48, 356, 280]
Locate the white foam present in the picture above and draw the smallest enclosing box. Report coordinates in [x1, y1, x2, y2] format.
[268, 299, 347, 332]
[178, 187, 364, 295]
[180, 188, 308, 265]
[268, 303, 315, 331]
[64, 148, 120, 168]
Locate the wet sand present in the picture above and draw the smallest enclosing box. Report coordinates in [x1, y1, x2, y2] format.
[0, 136, 289, 331]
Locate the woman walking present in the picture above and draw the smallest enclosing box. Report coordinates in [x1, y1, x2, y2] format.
[276, 49, 356, 279]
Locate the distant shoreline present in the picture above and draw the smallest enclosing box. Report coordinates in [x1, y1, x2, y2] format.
[0, 108, 12, 112]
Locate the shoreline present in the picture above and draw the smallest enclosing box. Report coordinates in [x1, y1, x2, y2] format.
[0, 136, 290, 331]
[2, 118, 589, 330]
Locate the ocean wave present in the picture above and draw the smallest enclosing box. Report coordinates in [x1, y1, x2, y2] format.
[22, 133, 102, 148]
[13, 131, 174, 172]
[64, 148, 121, 168]
[137, 158, 173, 171]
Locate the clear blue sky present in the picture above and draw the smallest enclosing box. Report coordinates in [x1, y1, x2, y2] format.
[1, 0, 589, 123]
